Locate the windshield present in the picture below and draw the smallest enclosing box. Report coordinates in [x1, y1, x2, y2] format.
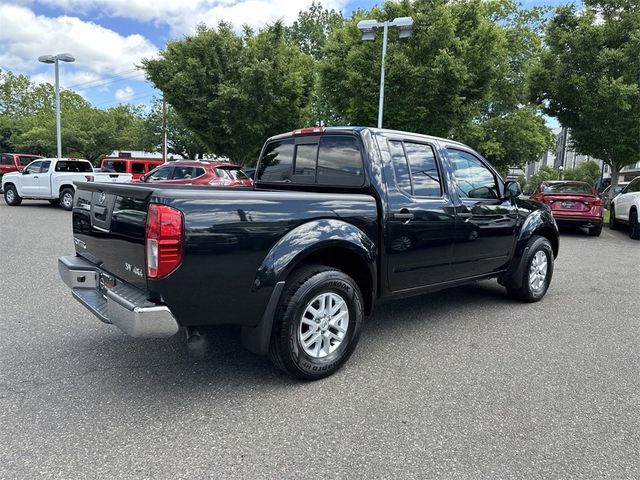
[542, 183, 593, 194]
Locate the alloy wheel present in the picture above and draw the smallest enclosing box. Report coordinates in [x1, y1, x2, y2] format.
[529, 250, 548, 293]
[298, 292, 349, 359]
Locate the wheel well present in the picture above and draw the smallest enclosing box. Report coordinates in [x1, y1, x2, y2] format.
[534, 226, 559, 258]
[3, 182, 15, 190]
[295, 247, 374, 316]
[59, 185, 74, 195]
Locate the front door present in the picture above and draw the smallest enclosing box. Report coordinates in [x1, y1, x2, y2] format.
[445, 148, 518, 278]
[383, 138, 457, 292]
[20, 160, 43, 196]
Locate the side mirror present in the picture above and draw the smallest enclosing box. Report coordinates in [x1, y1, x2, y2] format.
[139, 175, 146, 182]
[504, 180, 522, 199]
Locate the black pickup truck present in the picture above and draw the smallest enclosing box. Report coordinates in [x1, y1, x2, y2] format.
[59, 127, 559, 380]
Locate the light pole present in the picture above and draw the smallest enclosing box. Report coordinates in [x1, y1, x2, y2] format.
[38, 53, 75, 158]
[357, 17, 413, 128]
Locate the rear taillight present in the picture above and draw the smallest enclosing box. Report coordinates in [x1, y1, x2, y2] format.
[145, 203, 183, 279]
[593, 198, 603, 206]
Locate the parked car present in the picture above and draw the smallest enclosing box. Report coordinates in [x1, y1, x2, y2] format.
[610, 176, 640, 239]
[2, 158, 133, 210]
[100, 157, 164, 181]
[58, 126, 559, 380]
[531, 181, 603, 236]
[0, 153, 43, 187]
[140, 160, 252, 187]
[600, 182, 629, 209]
[241, 167, 256, 180]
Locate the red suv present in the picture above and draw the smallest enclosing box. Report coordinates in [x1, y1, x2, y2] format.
[531, 181, 603, 236]
[140, 161, 252, 187]
[1, 153, 43, 184]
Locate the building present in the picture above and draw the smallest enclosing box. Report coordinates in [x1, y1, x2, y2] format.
[524, 127, 639, 187]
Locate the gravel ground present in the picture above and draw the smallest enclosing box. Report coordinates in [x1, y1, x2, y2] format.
[1, 200, 639, 479]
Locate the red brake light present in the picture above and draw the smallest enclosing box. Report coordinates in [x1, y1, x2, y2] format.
[593, 198, 603, 206]
[145, 203, 183, 279]
[293, 127, 325, 135]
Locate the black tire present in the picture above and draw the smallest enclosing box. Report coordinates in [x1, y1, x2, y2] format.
[48, 199, 60, 206]
[588, 224, 602, 236]
[4, 185, 22, 206]
[506, 235, 554, 303]
[59, 188, 74, 211]
[630, 210, 640, 240]
[609, 206, 621, 230]
[269, 265, 364, 381]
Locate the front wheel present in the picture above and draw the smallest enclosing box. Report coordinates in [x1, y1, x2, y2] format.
[506, 236, 554, 303]
[269, 265, 364, 380]
[630, 210, 640, 240]
[4, 185, 22, 206]
[59, 188, 74, 211]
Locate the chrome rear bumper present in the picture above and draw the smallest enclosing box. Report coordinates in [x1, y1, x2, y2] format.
[58, 255, 179, 338]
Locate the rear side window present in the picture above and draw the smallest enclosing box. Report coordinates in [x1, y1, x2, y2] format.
[216, 167, 248, 180]
[102, 160, 126, 173]
[258, 140, 294, 182]
[131, 162, 145, 174]
[172, 166, 196, 179]
[388, 140, 442, 197]
[55, 160, 92, 173]
[317, 136, 363, 186]
[19, 156, 35, 166]
[0, 154, 12, 165]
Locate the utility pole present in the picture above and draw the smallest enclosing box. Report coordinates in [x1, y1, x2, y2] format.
[161, 96, 168, 163]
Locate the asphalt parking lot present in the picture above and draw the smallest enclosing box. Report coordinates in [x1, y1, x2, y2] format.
[1, 200, 639, 479]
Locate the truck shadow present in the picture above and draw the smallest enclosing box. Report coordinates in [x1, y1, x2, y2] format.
[63, 280, 516, 395]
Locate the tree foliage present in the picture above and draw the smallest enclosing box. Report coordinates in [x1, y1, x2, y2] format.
[318, 0, 552, 171]
[530, 0, 640, 186]
[524, 160, 602, 192]
[1, 69, 151, 162]
[142, 22, 314, 165]
[287, 2, 343, 60]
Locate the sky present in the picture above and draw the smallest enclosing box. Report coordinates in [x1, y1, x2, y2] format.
[0, 0, 573, 111]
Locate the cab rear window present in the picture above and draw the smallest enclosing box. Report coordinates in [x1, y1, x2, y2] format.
[55, 160, 93, 172]
[257, 135, 364, 187]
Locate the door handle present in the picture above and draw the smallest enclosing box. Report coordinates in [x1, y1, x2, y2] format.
[33, 175, 39, 178]
[392, 209, 414, 223]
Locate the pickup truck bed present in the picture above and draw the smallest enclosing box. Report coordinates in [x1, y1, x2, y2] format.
[59, 126, 559, 380]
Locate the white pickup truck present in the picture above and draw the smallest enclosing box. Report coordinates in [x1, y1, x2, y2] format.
[2, 158, 133, 210]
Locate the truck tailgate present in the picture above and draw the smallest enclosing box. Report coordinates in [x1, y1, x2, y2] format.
[72, 182, 153, 290]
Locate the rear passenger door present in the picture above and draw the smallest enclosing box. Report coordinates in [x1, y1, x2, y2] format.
[383, 138, 457, 291]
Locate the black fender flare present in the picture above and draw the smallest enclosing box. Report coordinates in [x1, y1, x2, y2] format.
[498, 209, 559, 288]
[242, 219, 376, 356]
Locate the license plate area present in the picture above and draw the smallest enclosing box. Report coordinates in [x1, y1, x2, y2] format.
[560, 201, 576, 209]
[98, 272, 117, 296]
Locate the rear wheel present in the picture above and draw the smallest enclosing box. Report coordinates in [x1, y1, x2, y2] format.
[269, 265, 364, 380]
[630, 210, 640, 240]
[506, 236, 554, 303]
[59, 188, 74, 211]
[4, 185, 22, 206]
[609, 205, 621, 230]
[588, 224, 602, 236]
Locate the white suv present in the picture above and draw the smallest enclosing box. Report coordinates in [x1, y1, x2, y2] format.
[610, 176, 640, 239]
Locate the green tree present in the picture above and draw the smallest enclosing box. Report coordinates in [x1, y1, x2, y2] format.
[287, 2, 343, 61]
[530, 0, 640, 187]
[319, 0, 552, 171]
[142, 22, 314, 165]
[563, 160, 602, 185]
[524, 165, 558, 193]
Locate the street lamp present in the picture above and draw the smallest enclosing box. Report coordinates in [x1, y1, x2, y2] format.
[38, 53, 75, 158]
[357, 17, 413, 128]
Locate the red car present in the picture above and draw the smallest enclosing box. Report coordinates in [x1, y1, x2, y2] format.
[139, 161, 253, 187]
[531, 181, 603, 236]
